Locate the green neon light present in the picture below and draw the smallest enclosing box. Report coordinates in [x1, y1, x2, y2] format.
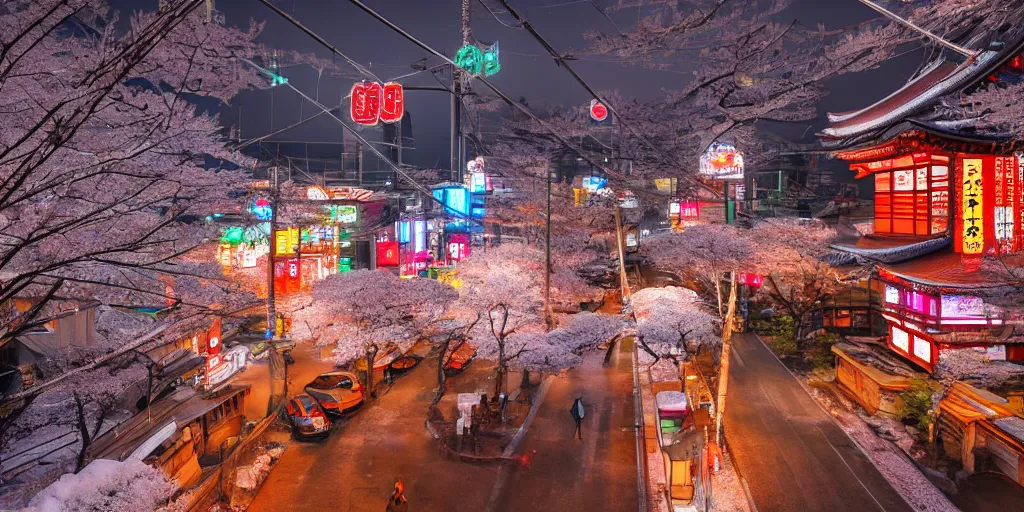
[483, 41, 500, 77]
[454, 44, 483, 75]
[220, 226, 244, 245]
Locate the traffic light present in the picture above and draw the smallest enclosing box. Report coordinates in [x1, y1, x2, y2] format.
[455, 42, 500, 77]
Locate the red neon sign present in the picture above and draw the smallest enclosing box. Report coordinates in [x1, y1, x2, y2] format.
[380, 82, 404, 124]
[590, 100, 608, 122]
[351, 81, 383, 126]
[376, 241, 399, 267]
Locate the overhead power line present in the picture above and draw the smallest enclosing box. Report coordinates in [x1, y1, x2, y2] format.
[238, 57, 483, 226]
[495, 0, 721, 198]
[344, 0, 631, 187]
[856, 0, 976, 58]
[257, 0, 383, 82]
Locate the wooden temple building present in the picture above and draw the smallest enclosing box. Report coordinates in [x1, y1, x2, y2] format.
[822, 26, 1024, 373]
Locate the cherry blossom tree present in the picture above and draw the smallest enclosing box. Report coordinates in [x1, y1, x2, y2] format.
[28, 458, 177, 512]
[576, 1, 916, 179]
[631, 286, 718, 365]
[454, 243, 544, 395]
[291, 270, 457, 394]
[643, 225, 752, 317]
[745, 219, 841, 347]
[0, 0, 262, 350]
[513, 312, 623, 372]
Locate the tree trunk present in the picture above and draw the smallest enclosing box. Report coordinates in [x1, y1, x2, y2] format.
[494, 332, 506, 398]
[520, 369, 531, 389]
[793, 316, 805, 350]
[715, 271, 739, 447]
[365, 344, 379, 399]
[495, 365, 505, 399]
[433, 338, 452, 406]
[73, 393, 90, 472]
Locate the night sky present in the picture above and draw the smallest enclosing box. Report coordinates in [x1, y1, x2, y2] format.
[115, 0, 926, 175]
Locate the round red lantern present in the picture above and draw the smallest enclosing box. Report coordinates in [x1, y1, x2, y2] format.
[590, 99, 608, 122]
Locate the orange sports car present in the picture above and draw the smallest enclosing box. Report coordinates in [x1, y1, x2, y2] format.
[304, 371, 365, 415]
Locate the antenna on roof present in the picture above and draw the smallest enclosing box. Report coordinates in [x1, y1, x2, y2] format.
[857, 0, 978, 59]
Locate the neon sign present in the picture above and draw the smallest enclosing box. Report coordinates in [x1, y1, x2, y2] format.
[961, 158, 984, 255]
[590, 99, 609, 122]
[250, 197, 272, 221]
[699, 142, 744, 180]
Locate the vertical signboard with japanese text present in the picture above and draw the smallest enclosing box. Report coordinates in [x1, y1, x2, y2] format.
[960, 158, 984, 255]
[995, 156, 1018, 253]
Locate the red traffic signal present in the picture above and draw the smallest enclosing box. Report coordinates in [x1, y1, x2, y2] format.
[589, 99, 608, 122]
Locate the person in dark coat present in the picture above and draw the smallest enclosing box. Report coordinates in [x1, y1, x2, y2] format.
[569, 397, 585, 439]
[386, 480, 409, 512]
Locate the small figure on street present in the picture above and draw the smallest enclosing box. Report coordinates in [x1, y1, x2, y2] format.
[569, 397, 585, 440]
[386, 480, 409, 512]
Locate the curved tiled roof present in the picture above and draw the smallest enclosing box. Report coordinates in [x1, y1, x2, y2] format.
[821, 53, 998, 139]
[821, 30, 1024, 143]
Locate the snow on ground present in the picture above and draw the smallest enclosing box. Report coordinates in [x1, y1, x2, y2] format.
[806, 385, 959, 512]
[26, 459, 176, 512]
[711, 450, 752, 512]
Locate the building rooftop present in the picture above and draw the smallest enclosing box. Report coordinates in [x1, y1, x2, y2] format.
[831, 234, 949, 264]
[879, 251, 1021, 290]
[821, 28, 1024, 147]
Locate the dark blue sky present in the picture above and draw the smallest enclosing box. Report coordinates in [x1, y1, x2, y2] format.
[115, 0, 924, 173]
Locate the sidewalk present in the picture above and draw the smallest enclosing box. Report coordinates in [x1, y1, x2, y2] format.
[484, 338, 640, 512]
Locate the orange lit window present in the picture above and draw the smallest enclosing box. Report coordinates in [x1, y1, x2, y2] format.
[871, 161, 948, 236]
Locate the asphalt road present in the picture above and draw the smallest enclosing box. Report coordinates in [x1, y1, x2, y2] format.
[246, 338, 640, 512]
[485, 338, 640, 512]
[725, 333, 914, 512]
[247, 355, 500, 512]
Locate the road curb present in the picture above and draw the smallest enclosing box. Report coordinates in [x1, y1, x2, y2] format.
[723, 441, 759, 512]
[501, 376, 554, 458]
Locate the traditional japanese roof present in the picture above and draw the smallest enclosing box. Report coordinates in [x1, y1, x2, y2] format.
[829, 120, 1017, 156]
[830, 234, 949, 264]
[878, 250, 1017, 290]
[821, 28, 1024, 147]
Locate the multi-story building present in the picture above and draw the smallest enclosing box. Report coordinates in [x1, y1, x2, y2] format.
[823, 27, 1024, 372]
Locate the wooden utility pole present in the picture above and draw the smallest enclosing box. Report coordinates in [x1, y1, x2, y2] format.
[544, 173, 554, 330]
[715, 271, 738, 446]
[266, 165, 278, 338]
[614, 202, 631, 302]
[451, 0, 472, 182]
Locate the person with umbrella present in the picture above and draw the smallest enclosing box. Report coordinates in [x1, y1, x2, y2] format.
[569, 397, 585, 440]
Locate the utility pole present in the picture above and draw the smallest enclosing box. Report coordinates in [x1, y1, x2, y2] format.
[451, 0, 471, 183]
[614, 202, 631, 303]
[716, 271, 738, 446]
[266, 165, 278, 339]
[544, 172, 553, 330]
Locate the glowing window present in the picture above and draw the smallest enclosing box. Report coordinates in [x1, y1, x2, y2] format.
[891, 326, 909, 352]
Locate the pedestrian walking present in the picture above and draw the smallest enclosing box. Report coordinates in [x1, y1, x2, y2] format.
[386, 480, 409, 512]
[569, 397, 585, 440]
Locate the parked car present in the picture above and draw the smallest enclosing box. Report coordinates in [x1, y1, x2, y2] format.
[304, 371, 364, 415]
[444, 340, 477, 374]
[286, 394, 331, 440]
[372, 343, 423, 373]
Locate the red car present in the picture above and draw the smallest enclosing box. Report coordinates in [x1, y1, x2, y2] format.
[286, 394, 331, 440]
[444, 340, 477, 374]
